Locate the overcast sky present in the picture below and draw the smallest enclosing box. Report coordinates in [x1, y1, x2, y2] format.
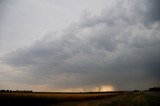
[0, 0, 160, 92]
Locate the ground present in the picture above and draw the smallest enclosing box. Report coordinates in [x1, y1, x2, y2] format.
[0, 92, 160, 106]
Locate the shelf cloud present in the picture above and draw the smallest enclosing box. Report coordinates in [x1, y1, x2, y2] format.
[1, 0, 160, 91]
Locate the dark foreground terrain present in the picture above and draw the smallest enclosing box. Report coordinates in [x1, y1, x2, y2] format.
[0, 91, 160, 106]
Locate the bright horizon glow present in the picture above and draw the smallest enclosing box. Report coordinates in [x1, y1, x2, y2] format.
[31, 85, 115, 92]
[62, 85, 114, 92]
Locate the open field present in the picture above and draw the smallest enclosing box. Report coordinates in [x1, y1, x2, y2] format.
[0, 92, 160, 106]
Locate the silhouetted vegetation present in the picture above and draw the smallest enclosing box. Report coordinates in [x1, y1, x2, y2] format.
[133, 90, 141, 92]
[0, 89, 33, 93]
[149, 87, 160, 92]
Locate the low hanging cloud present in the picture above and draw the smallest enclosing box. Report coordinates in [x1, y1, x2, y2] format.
[2, 0, 160, 91]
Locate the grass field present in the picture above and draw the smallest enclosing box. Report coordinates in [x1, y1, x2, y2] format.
[0, 92, 160, 106]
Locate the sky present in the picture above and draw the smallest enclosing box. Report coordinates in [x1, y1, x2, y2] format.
[0, 0, 160, 92]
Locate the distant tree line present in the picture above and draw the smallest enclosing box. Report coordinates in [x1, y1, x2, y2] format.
[0, 89, 33, 93]
[149, 87, 160, 92]
[0, 87, 159, 93]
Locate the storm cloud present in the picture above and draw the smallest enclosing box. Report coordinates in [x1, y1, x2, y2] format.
[1, 0, 160, 91]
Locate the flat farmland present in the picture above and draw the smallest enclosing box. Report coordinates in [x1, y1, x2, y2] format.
[0, 92, 159, 106]
[53, 92, 160, 106]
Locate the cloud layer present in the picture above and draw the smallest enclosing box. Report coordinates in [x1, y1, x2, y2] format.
[2, 0, 160, 91]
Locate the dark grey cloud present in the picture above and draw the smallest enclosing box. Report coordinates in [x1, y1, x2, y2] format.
[133, 0, 160, 26]
[2, 0, 160, 90]
[146, 0, 160, 23]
